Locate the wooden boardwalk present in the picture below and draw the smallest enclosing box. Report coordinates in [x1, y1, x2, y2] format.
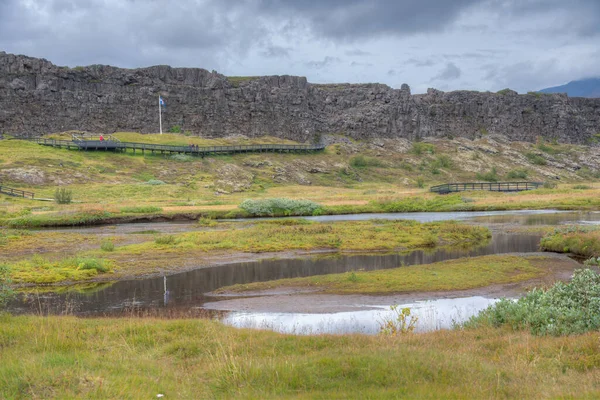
[430, 181, 544, 194]
[29, 138, 325, 156]
[0, 183, 35, 199]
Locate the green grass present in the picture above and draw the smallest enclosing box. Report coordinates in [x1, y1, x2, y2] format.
[120, 206, 163, 214]
[215, 255, 545, 295]
[7, 255, 113, 284]
[119, 220, 491, 255]
[2, 315, 600, 398]
[526, 152, 548, 165]
[540, 226, 600, 258]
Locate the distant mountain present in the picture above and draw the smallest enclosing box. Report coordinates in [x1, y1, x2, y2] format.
[539, 78, 600, 98]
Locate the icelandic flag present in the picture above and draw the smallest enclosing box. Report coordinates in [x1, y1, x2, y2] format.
[159, 96, 166, 109]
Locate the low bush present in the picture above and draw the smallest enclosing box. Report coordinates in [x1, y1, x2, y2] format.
[525, 152, 547, 165]
[476, 167, 499, 182]
[0, 264, 14, 307]
[572, 184, 591, 190]
[54, 188, 72, 204]
[100, 240, 115, 252]
[411, 142, 435, 155]
[435, 155, 453, 169]
[155, 235, 176, 245]
[506, 168, 529, 179]
[349, 155, 384, 168]
[239, 198, 322, 217]
[466, 268, 600, 336]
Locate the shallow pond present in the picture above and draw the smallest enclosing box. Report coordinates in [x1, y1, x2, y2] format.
[223, 296, 499, 335]
[9, 233, 538, 317]
[9, 209, 596, 335]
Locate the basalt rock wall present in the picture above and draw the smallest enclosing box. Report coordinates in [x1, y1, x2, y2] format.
[1, 51, 599, 144]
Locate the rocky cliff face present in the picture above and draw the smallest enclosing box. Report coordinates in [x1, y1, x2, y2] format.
[1, 51, 599, 144]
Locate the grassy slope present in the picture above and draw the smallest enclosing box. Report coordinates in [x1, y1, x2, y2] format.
[1, 133, 600, 227]
[1, 314, 600, 398]
[215, 255, 549, 295]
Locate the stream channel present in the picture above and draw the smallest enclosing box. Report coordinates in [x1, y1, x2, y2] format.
[9, 210, 600, 334]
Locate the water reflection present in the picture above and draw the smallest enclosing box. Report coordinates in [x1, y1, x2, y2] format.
[8, 234, 539, 316]
[223, 296, 499, 335]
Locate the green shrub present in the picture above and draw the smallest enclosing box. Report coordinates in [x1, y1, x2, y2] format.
[476, 167, 499, 182]
[71, 257, 111, 273]
[54, 188, 72, 204]
[542, 181, 557, 189]
[411, 142, 435, 155]
[0, 264, 15, 307]
[155, 235, 176, 245]
[239, 198, 322, 217]
[572, 184, 591, 190]
[100, 240, 115, 252]
[466, 269, 600, 336]
[168, 125, 182, 133]
[416, 177, 425, 188]
[120, 206, 163, 214]
[506, 169, 529, 179]
[435, 155, 453, 169]
[349, 155, 383, 168]
[525, 152, 547, 165]
[143, 179, 166, 185]
[536, 142, 559, 155]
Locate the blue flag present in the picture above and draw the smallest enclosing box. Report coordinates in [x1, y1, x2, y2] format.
[159, 96, 166, 109]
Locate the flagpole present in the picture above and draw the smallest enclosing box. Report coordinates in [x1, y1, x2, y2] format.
[159, 95, 163, 134]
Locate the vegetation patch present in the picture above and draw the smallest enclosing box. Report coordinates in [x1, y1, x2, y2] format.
[239, 198, 322, 217]
[3, 315, 600, 398]
[467, 268, 600, 336]
[118, 220, 491, 255]
[476, 167, 499, 182]
[216, 255, 539, 295]
[376, 194, 466, 212]
[120, 206, 163, 214]
[540, 226, 600, 258]
[526, 152, 547, 165]
[349, 155, 384, 168]
[506, 168, 529, 179]
[7, 255, 113, 284]
[410, 142, 435, 155]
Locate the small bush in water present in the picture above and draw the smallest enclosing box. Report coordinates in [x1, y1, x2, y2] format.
[239, 198, 322, 216]
[466, 268, 600, 336]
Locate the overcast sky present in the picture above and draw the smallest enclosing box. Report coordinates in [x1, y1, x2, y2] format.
[1, 0, 599, 93]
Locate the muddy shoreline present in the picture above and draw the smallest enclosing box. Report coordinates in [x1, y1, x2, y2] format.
[203, 253, 580, 313]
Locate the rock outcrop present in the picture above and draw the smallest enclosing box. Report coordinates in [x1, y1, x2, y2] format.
[1, 52, 599, 144]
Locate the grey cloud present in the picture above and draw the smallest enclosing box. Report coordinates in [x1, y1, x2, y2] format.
[405, 58, 436, 67]
[350, 61, 374, 67]
[254, 0, 482, 39]
[431, 63, 462, 81]
[443, 52, 489, 60]
[487, 0, 600, 36]
[261, 46, 292, 58]
[305, 56, 340, 69]
[0, 0, 262, 68]
[345, 49, 372, 57]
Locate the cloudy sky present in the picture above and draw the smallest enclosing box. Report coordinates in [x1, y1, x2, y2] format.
[1, 0, 599, 93]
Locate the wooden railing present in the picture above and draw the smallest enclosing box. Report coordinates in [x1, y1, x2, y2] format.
[430, 181, 544, 194]
[28, 138, 325, 155]
[0, 184, 35, 199]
